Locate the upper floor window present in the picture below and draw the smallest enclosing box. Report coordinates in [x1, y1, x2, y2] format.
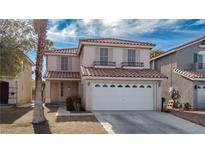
[100, 48, 108, 65]
[128, 49, 136, 65]
[61, 56, 68, 70]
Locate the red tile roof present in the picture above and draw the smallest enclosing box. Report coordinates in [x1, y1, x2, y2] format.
[174, 68, 205, 80]
[45, 71, 80, 79]
[44, 48, 78, 56]
[80, 38, 155, 47]
[81, 66, 167, 79]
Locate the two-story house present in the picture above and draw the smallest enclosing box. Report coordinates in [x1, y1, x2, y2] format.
[0, 54, 34, 105]
[150, 36, 205, 110]
[44, 38, 167, 111]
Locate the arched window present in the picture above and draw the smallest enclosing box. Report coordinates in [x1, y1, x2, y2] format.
[139, 85, 145, 88]
[198, 86, 201, 89]
[132, 85, 137, 88]
[110, 84, 115, 88]
[103, 84, 108, 87]
[118, 85, 123, 88]
[125, 85, 130, 88]
[203, 86, 205, 89]
[95, 84, 100, 87]
[147, 85, 152, 88]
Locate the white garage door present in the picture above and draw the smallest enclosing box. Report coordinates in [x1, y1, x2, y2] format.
[197, 85, 205, 109]
[91, 83, 154, 110]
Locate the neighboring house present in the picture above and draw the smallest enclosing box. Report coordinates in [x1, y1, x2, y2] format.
[150, 36, 205, 110]
[44, 38, 167, 111]
[0, 54, 34, 105]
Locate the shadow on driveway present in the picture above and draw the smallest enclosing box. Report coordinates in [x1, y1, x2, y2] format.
[32, 121, 51, 134]
[0, 107, 32, 124]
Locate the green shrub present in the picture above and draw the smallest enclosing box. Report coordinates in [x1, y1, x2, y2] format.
[183, 102, 191, 111]
[65, 96, 81, 112]
[72, 96, 81, 112]
[65, 97, 74, 111]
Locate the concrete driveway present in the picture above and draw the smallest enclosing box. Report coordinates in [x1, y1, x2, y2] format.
[94, 111, 205, 134]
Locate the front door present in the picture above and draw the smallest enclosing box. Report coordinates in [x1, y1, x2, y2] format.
[0, 81, 9, 104]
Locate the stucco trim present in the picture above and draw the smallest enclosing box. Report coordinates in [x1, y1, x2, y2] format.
[82, 76, 167, 81]
[45, 78, 81, 81]
[78, 42, 154, 55]
[44, 53, 79, 57]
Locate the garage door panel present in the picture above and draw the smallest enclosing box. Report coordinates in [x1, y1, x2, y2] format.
[197, 85, 205, 109]
[91, 83, 154, 110]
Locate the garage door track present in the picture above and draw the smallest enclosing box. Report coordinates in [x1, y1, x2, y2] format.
[94, 111, 205, 134]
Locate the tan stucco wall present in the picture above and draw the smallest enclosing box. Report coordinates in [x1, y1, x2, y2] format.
[17, 61, 33, 104]
[50, 81, 79, 102]
[47, 55, 80, 72]
[47, 55, 58, 71]
[81, 45, 151, 68]
[152, 53, 177, 102]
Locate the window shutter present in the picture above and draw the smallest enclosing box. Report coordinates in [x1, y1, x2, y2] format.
[198, 54, 203, 63]
[108, 48, 113, 62]
[123, 48, 128, 62]
[193, 54, 198, 63]
[68, 57, 72, 71]
[95, 47, 100, 61]
[136, 49, 140, 62]
[57, 56, 61, 70]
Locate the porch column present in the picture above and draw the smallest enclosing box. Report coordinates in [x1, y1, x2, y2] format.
[45, 80, 51, 103]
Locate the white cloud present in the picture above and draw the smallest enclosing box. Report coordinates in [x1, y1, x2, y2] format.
[47, 19, 181, 43]
[192, 19, 205, 25]
[47, 22, 78, 43]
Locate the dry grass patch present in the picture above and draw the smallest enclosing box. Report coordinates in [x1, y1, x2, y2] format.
[0, 106, 107, 134]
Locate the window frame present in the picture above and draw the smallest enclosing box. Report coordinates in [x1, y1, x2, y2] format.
[100, 48, 109, 65]
[61, 56, 68, 71]
[128, 49, 136, 64]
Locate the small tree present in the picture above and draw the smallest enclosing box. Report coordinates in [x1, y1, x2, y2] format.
[150, 49, 164, 59]
[169, 87, 181, 107]
[0, 19, 36, 77]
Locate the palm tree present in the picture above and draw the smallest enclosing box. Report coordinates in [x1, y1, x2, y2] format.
[32, 19, 48, 124]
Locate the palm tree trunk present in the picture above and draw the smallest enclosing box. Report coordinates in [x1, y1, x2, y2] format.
[32, 19, 48, 124]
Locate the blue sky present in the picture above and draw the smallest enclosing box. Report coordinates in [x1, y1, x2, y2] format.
[29, 19, 205, 79]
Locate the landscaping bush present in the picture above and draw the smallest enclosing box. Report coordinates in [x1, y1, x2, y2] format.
[65, 96, 81, 112]
[66, 97, 74, 111]
[72, 96, 81, 112]
[173, 101, 182, 109]
[183, 102, 191, 111]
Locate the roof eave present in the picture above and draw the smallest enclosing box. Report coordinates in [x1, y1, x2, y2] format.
[173, 69, 205, 81]
[82, 76, 167, 81]
[45, 77, 81, 81]
[77, 42, 155, 55]
[150, 36, 205, 62]
[44, 53, 78, 56]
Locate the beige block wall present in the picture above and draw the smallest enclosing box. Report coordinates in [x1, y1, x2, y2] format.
[81, 45, 151, 68]
[17, 62, 32, 104]
[50, 81, 79, 102]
